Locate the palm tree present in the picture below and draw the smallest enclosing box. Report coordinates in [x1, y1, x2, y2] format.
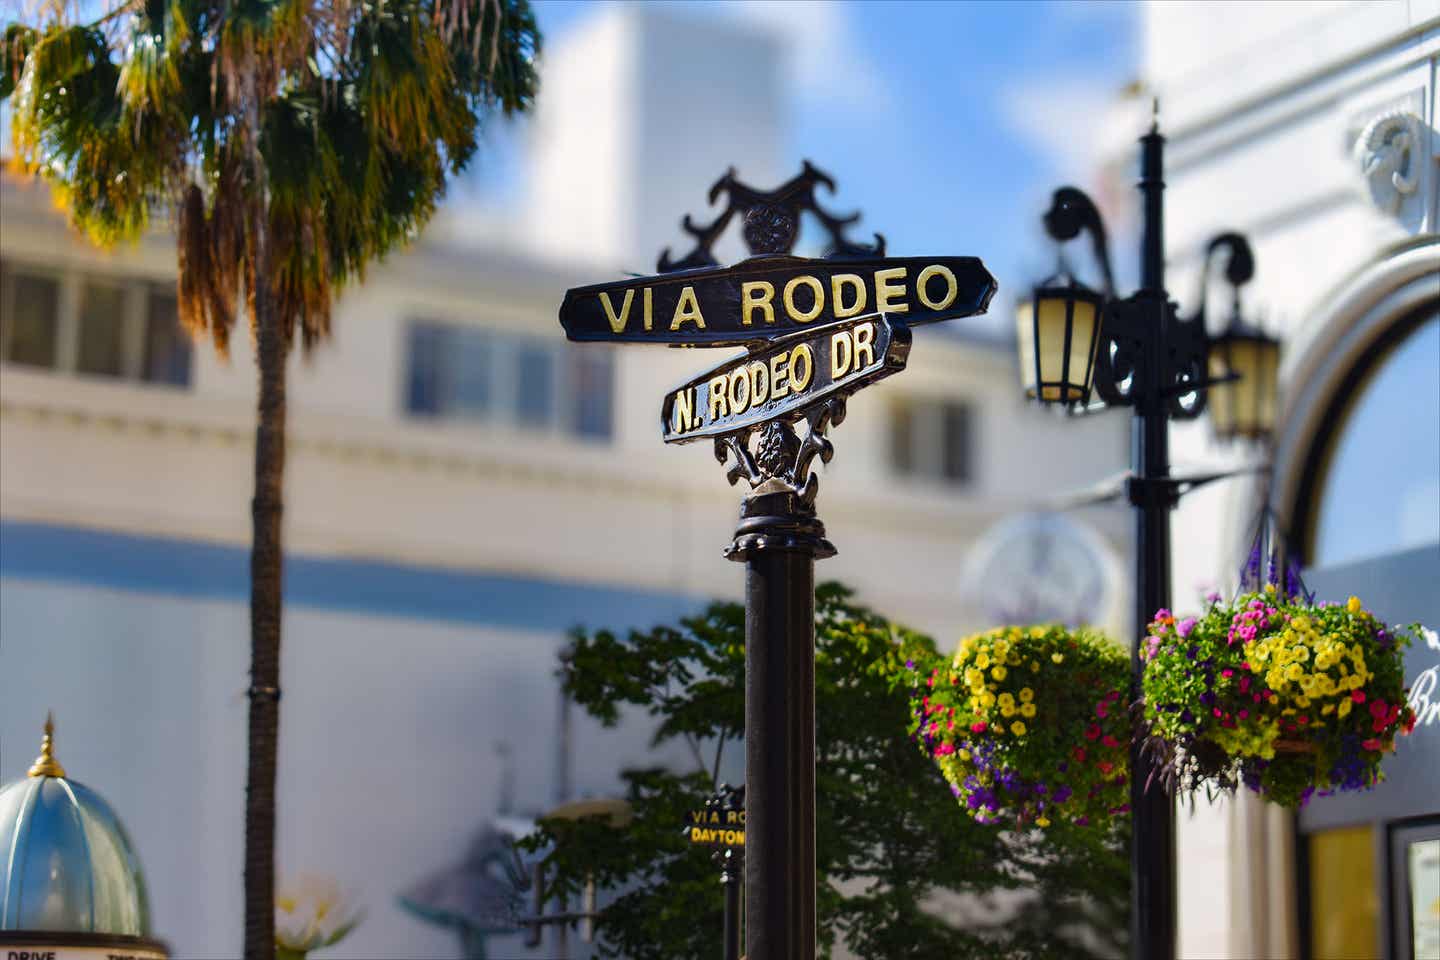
[2, 3, 539, 956]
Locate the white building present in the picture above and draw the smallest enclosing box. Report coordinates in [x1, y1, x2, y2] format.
[0, 4, 1131, 957]
[1119, 3, 1440, 958]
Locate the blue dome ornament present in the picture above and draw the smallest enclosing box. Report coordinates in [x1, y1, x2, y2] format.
[0, 714, 169, 959]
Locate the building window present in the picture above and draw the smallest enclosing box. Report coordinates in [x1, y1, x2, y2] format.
[889, 396, 973, 486]
[404, 319, 614, 442]
[0, 259, 191, 387]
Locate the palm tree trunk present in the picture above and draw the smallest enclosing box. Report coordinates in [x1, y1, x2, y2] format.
[243, 90, 285, 960]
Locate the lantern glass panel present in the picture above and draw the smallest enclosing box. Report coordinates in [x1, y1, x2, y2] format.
[1016, 300, 1038, 397]
[1064, 296, 1099, 400]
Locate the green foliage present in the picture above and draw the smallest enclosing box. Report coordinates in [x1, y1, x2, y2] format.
[2, 0, 541, 351]
[906, 625, 1131, 829]
[524, 583, 1128, 959]
[1140, 591, 1418, 808]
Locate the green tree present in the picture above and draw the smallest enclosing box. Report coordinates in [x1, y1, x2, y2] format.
[1, 4, 539, 956]
[529, 583, 1128, 959]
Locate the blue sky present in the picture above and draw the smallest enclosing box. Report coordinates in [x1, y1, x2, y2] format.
[467, 0, 1140, 299]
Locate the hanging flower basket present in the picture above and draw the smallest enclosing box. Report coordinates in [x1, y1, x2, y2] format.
[905, 625, 1130, 828]
[1140, 589, 1420, 808]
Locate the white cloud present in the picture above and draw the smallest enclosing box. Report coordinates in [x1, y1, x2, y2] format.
[1000, 75, 1127, 180]
[722, 0, 894, 114]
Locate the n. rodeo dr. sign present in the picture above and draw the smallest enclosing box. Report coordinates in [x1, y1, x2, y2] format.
[662, 314, 909, 442]
[559, 255, 993, 347]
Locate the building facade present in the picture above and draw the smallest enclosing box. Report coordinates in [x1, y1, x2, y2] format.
[1129, 3, 1439, 958]
[0, 5, 1131, 957]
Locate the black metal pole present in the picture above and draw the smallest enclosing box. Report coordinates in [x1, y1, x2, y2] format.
[721, 848, 741, 960]
[1129, 122, 1178, 960]
[726, 488, 833, 960]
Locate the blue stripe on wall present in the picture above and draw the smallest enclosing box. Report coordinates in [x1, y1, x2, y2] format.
[0, 520, 711, 633]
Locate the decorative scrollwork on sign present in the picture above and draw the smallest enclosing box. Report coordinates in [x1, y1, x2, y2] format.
[1354, 110, 1421, 215]
[658, 161, 885, 273]
[712, 396, 847, 507]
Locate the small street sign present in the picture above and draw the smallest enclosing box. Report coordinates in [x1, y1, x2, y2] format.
[684, 792, 746, 848]
[661, 314, 909, 443]
[559, 255, 993, 347]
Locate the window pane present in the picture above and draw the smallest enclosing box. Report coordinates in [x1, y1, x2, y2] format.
[515, 341, 555, 428]
[942, 401, 971, 484]
[142, 287, 191, 386]
[889, 401, 914, 475]
[406, 322, 445, 416]
[1309, 825, 1378, 959]
[447, 328, 492, 417]
[76, 281, 127, 377]
[1409, 838, 1440, 960]
[571, 348, 613, 440]
[2, 266, 60, 368]
[1312, 315, 1439, 566]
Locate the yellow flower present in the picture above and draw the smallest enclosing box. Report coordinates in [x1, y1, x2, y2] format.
[1019, 687, 1035, 702]
[1052, 653, 1064, 664]
[1346, 595, 1362, 614]
[975, 652, 991, 669]
[1021, 702, 1037, 718]
[1007, 652, 1022, 666]
[991, 665, 1008, 681]
[1338, 699, 1352, 718]
[1029, 660, 1039, 672]
[1001, 704, 1016, 717]
[958, 748, 971, 760]
[1035, 816, 1051, 827]
[1011, 721, 1027, 736]
[980, 692, 996, 709]
[1030, 627, 1046, 639]
[1296, 695, 1311, 709]
[998, 692, 1015, 708]
[1285, 663, 1304, 682]
[1322, 703, 1335, 715]
[993, 640, 1009, 658]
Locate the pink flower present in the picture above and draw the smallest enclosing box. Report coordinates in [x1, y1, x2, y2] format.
[971, 721, 988, 733]
[1213, 708, 1223, 718]
[1351, 690, 1366, 703]
[1239, 709, 1249, 719]
[1096, 702, 1109, 719]
[1102, 735, 1119, 748]
[1084, 724, 1101, 740]
[935, 743, 955, 755]
[1221, 669, 1234, 679]
[1362, 738, 1382, 752]
[1177, 617, 1197, 638]
[1098, 761, 1114, 775]
[1073, 746, 1088, 762]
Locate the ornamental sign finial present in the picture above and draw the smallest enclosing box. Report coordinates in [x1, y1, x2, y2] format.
[657, 161, 884, 272]
[28, 710, 67, 779]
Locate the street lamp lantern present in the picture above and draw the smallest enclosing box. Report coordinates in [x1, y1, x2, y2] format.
[1207, 317, 1281, 441]
[1189, 232, 1280, 443]
[1016, 274, 1106, 406]
[1020, 186, 1118, 408]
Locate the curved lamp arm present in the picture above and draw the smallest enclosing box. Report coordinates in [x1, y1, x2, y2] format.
[1042, 187, 1116, 298]
[1193, 231, 1254, 329]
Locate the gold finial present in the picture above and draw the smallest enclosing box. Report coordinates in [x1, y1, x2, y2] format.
[27, 711, 66, 779]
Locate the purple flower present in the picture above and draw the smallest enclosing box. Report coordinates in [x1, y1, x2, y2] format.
[1054, 785, 1073, 803]
[1177, 617, 1197, 638]
[905, 659, 915, 669]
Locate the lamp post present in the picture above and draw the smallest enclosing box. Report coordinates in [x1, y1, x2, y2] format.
[1019, 118, 1278, 960]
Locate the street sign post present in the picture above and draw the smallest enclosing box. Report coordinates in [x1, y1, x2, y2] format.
[683, 783, 746, 960]
[558, 162, 996, 960]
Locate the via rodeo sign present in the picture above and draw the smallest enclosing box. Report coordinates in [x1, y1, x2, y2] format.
[558, 163, 996, 465]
